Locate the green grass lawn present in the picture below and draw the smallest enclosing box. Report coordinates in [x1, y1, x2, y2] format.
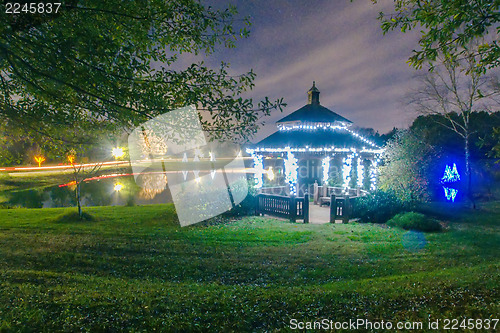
[0, 203, 498, 332]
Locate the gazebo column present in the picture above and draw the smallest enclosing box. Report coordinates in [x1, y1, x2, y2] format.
[252, 153, 264, 189]
[369, 154, 380, 191]
[321, 155, 330, 185]
[356, 155, 364, 188]
[284, 148, 298, 195]
[342, 153, 354, 191]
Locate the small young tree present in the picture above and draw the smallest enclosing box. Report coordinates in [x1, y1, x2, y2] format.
[379, 129, 436, 205]
[67, 149, 102, 219]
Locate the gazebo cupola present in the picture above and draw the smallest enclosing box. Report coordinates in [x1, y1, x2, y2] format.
[308, 81, 320, 105]
[277, 82, 353, 131]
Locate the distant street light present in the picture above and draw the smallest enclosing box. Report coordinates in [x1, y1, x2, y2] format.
[112, 147, 125, 159]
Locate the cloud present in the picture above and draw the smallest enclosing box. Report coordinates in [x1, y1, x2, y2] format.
[203, 0, 423, 139]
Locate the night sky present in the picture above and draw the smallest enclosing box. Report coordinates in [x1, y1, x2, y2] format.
[203, 0, 423, 140]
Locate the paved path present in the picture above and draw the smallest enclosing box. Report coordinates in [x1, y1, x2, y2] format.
[309, 204, 331, 224]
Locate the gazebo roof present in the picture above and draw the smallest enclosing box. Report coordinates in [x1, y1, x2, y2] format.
[254, 82, 382, 150]
[256, 127, 377, 149]
[276, 103, 352, 124]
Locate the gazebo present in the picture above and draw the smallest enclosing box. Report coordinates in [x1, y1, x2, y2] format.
[247, 82, 383, 197]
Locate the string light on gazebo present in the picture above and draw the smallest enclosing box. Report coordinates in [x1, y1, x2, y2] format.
[342, 153, 354, 190]
[357, 156, 364, 188]
[249, 146, 383, 154]
[370, 158, 379, 191]
[322, 156, 330, 184]
[284, 147, 298, 195]
[251, 152, 264, 188]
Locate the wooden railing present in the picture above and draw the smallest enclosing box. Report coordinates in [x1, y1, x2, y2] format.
[329, 194, 350, 223]
[259, 186, 289, 196]
[256, 193, 309, 223]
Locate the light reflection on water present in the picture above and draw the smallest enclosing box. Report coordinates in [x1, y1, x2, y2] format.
[3, 175, 173, 208]
[3, 168, 249, 209]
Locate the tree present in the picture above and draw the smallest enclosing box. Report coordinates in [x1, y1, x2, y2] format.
[0, 118, 116, 166]
[377, 0, 500, 73]
[488, 128, 500, 159]
[66, 149, 102, 219]
[376, 0, 500, 187]
[379, 129, 436, 205]
[379, 127, 398, 144]
[411, 112, 500, 159]
[408, 56, 499, 207]
[0, 1, 284, 143]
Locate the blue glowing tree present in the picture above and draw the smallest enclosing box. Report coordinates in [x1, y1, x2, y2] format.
[441, 163, 460, 202]
[441, 163, 460, 183]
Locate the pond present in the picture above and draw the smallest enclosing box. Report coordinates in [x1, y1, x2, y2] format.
[2, 174, 173, 209]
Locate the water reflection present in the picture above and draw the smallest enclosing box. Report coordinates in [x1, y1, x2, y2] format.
[3, 175, 173, 208]
[137, 174, 168, 199]
[9, 188, 47, 208]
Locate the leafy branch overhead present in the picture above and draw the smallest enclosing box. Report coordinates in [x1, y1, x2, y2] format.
[376, 0, 500, 72]
[0, 0, 285, 142]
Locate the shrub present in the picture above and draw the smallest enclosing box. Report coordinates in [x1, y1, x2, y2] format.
[0, 203, 14, 209]
[222, 180, 258, 217]
[351, 190, 406, 223]
[378, 129, 435, 204]
[387, 212, 442, 232]
[221, 193, 257, 217]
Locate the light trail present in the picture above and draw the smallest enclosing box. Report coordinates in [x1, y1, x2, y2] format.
[57, 168, 255, 187]
[0, 160, 129, 172]
[0, 156, 253, 172]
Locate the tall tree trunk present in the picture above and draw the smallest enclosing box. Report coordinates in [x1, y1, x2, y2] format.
[464, 134, 476, 209]
[76, 182, 82, 219]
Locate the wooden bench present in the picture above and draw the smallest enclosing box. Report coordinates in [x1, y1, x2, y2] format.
[319, 186, 330, 206]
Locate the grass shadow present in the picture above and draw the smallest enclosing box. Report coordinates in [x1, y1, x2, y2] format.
[50, 210, 96, 223]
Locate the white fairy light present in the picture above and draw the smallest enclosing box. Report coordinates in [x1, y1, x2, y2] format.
[342, 153, 354, 190]
[284, 147, 298, 195]
[251, 153, 264, 188]
[322, 156, 330, 184]
[276, 123, 381, 149]
[344, 127, 380, 149]
[278, 123, 346, 131]
[370, 156, 379, 191]
[357, 156, 364, 188]
[251, 146, 384, 154]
